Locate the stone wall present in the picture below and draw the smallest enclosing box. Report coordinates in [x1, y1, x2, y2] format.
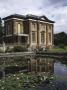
[28, 20, 53, 49]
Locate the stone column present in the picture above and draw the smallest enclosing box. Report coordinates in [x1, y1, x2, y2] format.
[45, 25, 48, 48]
[52, 25, 54, 47]
[45, 26, 47, 48]
[28, 21, 31, 48]
[37, 22, 39, 48]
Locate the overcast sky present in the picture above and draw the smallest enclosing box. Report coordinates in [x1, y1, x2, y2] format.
[0, 0, 67, 33]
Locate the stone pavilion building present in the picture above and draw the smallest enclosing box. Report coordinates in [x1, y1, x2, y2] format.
[3, 14, 54, 50]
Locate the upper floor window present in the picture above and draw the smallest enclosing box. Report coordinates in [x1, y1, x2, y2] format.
[40, 24, 46, 30]
[32, 22, 36, 28]
[32, 31, 36, 43]
[6, 23, 12, 35]
[49, 25, 52, 30]
[7, 25, 10, 34]
[40, 23, 42, 28]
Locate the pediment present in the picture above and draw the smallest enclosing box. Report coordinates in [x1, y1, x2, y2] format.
[39, 15, 49, 21]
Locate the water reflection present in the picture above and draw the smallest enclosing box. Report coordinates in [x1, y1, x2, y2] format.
[0, 57, 67, 90]
[0, 57, 55, 78]
[28, 58, 54, 76]
[0, 57, 67, 77]
[54, 62, 67, 81]
[0, 57, 67, 79]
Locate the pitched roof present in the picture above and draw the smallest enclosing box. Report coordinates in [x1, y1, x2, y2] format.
[3, 14, 54, 23]
[3, 14, 25, 20]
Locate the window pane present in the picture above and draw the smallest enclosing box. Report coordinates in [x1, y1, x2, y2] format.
[32, 22, 36, 28]
[6, 23, 12, 35]
[49, 33, 51, 43]
[32, 31, 36, 43]
[41, 31, 45, 44]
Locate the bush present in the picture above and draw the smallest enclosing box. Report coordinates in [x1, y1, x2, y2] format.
[5, 46, 13, 52]
[13, 45, 28, 52]
[59, 44, 65, 49]
[0, 49, 4, 53]
[5, 45, 28, 52]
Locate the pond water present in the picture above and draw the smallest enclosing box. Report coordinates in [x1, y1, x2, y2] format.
[0, 57, 67, 90]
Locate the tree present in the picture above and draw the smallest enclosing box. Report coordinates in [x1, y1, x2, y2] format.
[54, 32, 67, 46]
[0, 18, 3, 43]
[0, 18, 3, 37]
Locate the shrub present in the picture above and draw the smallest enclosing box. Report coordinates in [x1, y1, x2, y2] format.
[0, 49, 4, 53]
[5, 45, 28, 52]
[13, 45, 28, 52]
[5, 46, 12, 52]
[5, 47, 11, 52]
[59, 44, 65, 49]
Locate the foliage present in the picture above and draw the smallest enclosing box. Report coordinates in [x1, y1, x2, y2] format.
[0, 48, 4, 53]
[6, 45, 28, 52]
[59, 44, 65, 49]
[5, 46, 13, 52]
[0, 73, 54, 90]
[13, 45, 28, 52]
[0, 18, 3, 37]
[4, 57, 28, 67]
[0, 18, 3, 43]
[54, 32, 67, 46]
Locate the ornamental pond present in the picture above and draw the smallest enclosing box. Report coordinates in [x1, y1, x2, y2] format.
[0, 56, 67, 90]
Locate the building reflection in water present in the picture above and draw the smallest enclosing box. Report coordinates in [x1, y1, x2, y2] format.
[27, 57, 54, 77]
[0, 57, 54, 79]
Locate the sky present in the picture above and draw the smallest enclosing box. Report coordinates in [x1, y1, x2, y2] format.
[0, 0, 67, 33]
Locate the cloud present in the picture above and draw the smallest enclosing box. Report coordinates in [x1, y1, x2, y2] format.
[49, 0, 67, 5]
[45, 0, 67, 7]
[0, 0, 67, 33]
[0, 0, 44, 17]
[44, 6, 67, 33]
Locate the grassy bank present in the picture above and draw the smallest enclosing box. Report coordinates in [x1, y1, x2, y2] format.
[50, 46, 67, 52]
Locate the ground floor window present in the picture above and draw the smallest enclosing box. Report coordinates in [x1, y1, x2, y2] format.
[32, 31, 36, 43]
[5, 37, 13, 43]
[48, 33, 51, 43]
[41, 31, 45, 44]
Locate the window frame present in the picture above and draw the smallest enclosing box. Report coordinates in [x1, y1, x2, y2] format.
[31, 31, 36, 43]
[41, 31, 45, 44]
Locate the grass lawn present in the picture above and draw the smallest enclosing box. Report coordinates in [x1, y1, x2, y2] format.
[50, 46, 67, 52]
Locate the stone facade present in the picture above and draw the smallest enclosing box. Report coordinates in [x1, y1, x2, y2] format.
[3, 14, 54, 50]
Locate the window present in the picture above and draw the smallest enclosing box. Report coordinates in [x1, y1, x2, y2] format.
[32, 22, 36, 28]
[49, 25, 52, 30]
[49, 33, 51, 43]
[41, 31, 45, 44]
[40, 23, 42, 28]
[32, 31, 36, 43]
[7, 25, 10, 34]
[6, 23, 12, 35]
